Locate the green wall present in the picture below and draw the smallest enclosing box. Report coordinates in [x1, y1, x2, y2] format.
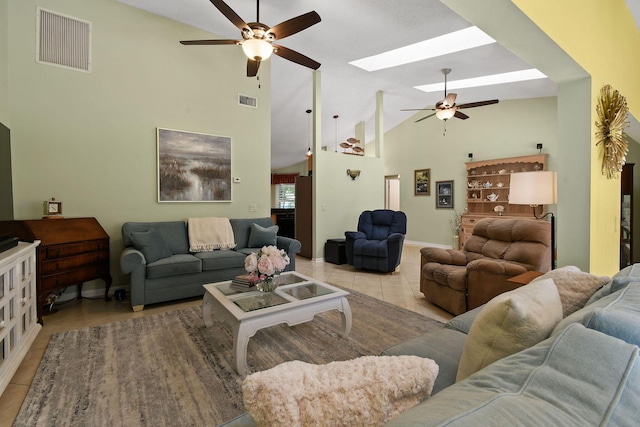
[0, 0, 8, 123]
[384, 97, 558, 246]
[7, 0, 272, 291]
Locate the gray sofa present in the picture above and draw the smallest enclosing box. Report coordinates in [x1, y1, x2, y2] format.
[222, 264, 640, 426]
[120, 217, 301, 311]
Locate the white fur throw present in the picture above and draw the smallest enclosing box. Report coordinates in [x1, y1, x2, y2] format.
[242, 355, 439, 427]
[456, 278, 562, 382]
[531, 266, 611, 317]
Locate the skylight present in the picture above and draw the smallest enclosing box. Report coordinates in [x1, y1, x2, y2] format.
[414, 69, 548, 92]
[349, 27, 496, 72]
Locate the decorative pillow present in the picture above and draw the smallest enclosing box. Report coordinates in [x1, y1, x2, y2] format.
[247, 223, 278, 248]
[531, 266, 611, 317]
[456, 278, 562, 382]
[129, 229, 173, 263]
[243, 355, 439, 427]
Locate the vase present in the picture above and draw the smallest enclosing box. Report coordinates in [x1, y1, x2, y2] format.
[452, 234, 460, 250]
[256, 275, 279, 292]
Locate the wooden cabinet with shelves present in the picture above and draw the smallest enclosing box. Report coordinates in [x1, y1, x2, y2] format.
[462, 154, 548, 247]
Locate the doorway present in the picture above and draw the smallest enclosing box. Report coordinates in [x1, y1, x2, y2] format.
[385, 175, 400, 211]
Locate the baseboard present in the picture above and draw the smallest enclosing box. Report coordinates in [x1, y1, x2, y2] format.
[404, 240, 452, 249]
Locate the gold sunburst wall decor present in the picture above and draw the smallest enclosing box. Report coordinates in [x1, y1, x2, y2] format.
[595, 84, 629, 179]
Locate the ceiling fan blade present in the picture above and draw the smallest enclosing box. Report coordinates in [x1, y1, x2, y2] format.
[415, 113, 436, 123]
[443, 93, 457, 107]
[180, 39, 239, 45]
[454, 110, 469, 120]
[209, 0, 250, 32]
[401, 108, 436, 111]
[247, 59, 260, 77]
[457, 99, 499, 109]
[273, 44, 320, 70]
[267, 11, 321, 40]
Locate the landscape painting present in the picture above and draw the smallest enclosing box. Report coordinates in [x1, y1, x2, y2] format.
[157, 128, 231, 202]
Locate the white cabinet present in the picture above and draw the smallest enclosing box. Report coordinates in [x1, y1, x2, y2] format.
[0, 241, 41, 396]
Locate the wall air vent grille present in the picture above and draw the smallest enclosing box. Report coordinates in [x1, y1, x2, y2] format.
[36, 8, 92, 73]
[238, 94, 258, 108]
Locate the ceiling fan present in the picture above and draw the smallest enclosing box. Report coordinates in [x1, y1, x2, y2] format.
[180, 0, 321, 78]
[403, 68, 499, 123]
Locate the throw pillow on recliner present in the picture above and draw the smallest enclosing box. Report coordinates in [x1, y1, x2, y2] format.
[247, 223, 279, 248]
[129, 229, 173, 263]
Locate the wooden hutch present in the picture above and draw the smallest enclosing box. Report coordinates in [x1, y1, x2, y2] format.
[462, 154, 549, 248]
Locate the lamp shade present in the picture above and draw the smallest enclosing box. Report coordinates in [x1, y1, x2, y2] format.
[509, 171, 557, 205]
[242, 38, 273, 61]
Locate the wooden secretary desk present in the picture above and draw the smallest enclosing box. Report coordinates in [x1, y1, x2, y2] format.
[0, 217, 112, 323]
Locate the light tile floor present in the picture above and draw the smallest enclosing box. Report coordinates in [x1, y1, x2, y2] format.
[0, 243, 452, 427]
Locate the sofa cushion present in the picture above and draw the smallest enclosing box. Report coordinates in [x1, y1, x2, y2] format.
[426, 263, 467, 292]
[129, 229, 173, 263]
[352, 239, 388, 258]
[242, 355, 438, 427]
[146, 254, 202, 279]
[552, 281, 640, 346]
[387, 324, 640, 427]
[247, 223, 278, 248]
[456, 278, 562, 381]
[123, 221, 190, 254]
[531, 266, 611, 317]
[230, 218, 277, 249]
[587, 263, 640, 304]
[444, 305, 483, 334]
[382, 328, 465, 396]
[195, 250, 246, 271]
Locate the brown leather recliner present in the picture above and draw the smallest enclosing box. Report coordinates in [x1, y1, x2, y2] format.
[420, 217, 551, 315]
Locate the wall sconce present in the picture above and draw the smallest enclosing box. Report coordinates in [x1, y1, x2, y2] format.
[346, 169, 361, 180]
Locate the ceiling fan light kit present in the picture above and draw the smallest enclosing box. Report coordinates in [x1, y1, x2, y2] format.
[180, 0, 321, 77]
[242, 38, 273, 61]
[402, 68, 499, 125]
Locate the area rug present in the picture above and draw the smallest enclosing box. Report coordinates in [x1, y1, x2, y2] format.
[14, 289, 443, 427]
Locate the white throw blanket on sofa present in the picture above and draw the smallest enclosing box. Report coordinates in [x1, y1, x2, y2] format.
[188, 217, 236, 252]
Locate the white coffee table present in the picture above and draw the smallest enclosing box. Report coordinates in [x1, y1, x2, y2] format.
[202, 271, 352, 376]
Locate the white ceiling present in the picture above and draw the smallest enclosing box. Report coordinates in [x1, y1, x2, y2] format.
[118, 0, 639, 169]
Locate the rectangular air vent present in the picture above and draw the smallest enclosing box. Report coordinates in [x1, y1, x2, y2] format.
[36, 8, 92, 73]
[238, 94, 258, 108]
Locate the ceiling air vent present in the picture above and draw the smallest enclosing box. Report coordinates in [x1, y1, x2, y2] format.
[36, 8, 92, 73]
[238, 94, 258, 108]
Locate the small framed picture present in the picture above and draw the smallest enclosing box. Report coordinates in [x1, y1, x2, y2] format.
[436, 180, 454, 209]
[414, 169, 431, 196]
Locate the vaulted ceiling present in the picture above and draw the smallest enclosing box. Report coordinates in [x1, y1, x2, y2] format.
[119, 0, 639, 168]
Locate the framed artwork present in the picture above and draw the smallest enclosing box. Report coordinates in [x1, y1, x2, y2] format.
[436, 180, 454, 209]
[414, 169, 431, 196]
[157, 128, 231, 202]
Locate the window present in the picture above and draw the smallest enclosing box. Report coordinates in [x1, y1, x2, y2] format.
[277, 184, 295, 208]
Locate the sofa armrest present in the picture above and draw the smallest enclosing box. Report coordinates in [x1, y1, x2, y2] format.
[120, 247, 146, 274]
[420, 247, 467, 266]
[276, 236, 301, 271]
[466, 259, 528, 310]
[345, 231, 366, 241]
[387, 232, 404, 242]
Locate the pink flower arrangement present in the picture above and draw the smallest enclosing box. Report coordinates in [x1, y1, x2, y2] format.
[244, 245, 290, 279]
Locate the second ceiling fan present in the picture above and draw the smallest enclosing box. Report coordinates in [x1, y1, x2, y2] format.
[180, 0, 321, 77]
[404, 68, 499, 123]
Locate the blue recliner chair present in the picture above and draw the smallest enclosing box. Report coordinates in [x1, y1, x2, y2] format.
[345, 210, 407, 273]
